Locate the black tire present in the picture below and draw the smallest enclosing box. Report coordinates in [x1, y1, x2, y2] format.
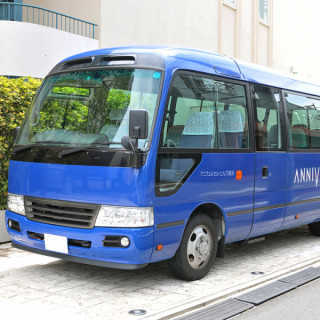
[308, 222, 320, 236]
[168, 214, 218, 281]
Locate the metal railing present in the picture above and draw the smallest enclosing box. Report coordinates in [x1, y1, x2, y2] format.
[0, 3, 97, 39]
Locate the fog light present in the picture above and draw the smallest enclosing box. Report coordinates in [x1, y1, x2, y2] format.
[7, 219, 21, 232]
[120, 237, 130, 247]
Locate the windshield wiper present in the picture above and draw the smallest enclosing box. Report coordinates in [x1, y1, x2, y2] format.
[13, 141, 69, 154]
[12, 145, 36, 154]
[58, 142, 121, 158]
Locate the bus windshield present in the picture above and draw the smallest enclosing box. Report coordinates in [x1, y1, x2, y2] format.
[17, 68, 162, 150]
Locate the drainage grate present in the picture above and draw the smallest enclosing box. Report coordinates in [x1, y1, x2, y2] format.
[279, 267, 320, 287]
[176, 299, 253, 320]
[235, 281, 296, 305]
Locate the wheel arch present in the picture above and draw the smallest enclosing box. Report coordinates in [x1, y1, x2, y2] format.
[188, 202, 226, 257]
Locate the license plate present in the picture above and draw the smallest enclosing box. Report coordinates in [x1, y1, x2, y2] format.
[44, 234, 68, 254]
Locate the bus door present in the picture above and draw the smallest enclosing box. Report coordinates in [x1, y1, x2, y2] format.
[249, 85, 287, 238]
[155, 72, 254, 244]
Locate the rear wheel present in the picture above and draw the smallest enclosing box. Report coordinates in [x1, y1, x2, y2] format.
[308, 221, 320, 236]
[168, 214, 218, 281]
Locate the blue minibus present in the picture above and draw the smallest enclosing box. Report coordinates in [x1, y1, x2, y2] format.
[6, 46, 320, 280]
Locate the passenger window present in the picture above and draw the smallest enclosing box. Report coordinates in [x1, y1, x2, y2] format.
[253, 85, 282, 151]
[285, 93, 320, 149]
[161, 73, 249, 150]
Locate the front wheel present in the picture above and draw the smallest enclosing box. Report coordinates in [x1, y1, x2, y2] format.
[308, 221, 320, 236]
[168, 214, 218, 281]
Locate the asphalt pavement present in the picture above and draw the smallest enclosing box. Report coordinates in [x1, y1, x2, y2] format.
[232, 277, 320, 320]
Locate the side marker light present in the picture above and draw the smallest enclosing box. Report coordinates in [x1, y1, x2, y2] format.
[236, 170, 243, 180]
[156, 244, 163, 251]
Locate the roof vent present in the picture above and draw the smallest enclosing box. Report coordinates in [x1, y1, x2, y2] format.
[99, 55, 135, 66]
[62, 58, 93, 70]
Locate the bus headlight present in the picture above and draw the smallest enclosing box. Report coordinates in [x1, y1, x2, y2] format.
[7, 193, 26, 216]
[95, 206, 154, 228]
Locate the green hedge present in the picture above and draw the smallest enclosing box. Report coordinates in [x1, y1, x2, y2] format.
[0, 76, 41, 209]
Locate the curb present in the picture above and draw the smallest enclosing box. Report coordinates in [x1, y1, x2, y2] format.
[149, 257, 320, 319]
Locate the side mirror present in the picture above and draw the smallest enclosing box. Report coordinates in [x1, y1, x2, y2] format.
[11, 127, 20, 141]
[129, 109, 148, 140]
[121, 110, 149, 168]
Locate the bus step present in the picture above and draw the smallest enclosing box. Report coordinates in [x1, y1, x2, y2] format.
[246, 236, 265, 245]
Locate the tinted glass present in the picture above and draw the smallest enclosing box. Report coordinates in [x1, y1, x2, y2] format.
[161, 73, 249, 150]
[285, 93, 320, 149]
[17, 69, 162, 150]
[253, 85, 282, 151]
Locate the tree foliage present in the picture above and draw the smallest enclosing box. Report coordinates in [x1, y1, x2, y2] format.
[0, 76, 41, 209]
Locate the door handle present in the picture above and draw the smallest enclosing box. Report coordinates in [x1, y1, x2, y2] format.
[262, 166, 268, 177]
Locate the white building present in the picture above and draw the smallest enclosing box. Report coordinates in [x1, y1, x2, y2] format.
[0, 0, 99, 78]
[1, 0, 319, 82]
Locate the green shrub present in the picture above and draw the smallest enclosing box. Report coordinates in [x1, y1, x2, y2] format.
[0, 76, 41, 209]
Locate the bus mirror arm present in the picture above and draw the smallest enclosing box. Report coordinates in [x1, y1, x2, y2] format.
[121, 109, 149, 168]
[121, 135, 145, 168]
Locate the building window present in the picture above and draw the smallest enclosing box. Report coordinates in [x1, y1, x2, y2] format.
[259, 0, 269, 23]
[224, 0, 236, 6]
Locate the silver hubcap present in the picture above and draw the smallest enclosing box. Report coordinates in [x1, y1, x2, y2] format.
[187, 225, 213, 270]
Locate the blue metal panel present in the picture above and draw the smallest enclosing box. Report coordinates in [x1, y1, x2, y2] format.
[249, 152, 286, 238]
[151, 153, 255, 245]
[237, 60, 320, 96]
[8, 160, 154, 207]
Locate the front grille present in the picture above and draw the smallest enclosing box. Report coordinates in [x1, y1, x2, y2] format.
[25, 197, 99, 229]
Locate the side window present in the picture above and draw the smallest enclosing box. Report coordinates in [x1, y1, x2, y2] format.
[161, 73, 249, 150]
[253, 85, 282, 151]
[285, 93, 320, 149]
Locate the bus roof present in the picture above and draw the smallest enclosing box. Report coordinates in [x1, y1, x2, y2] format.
[61, 45, 320, 97]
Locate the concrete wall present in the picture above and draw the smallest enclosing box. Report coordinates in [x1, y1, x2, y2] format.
[100, 0, 219, 53]
[98, 0, 273, 67]
[0, 21, 99, 78]
[0, 210, 10, 243]
[17, 0, 320, 82]
[273, 0, 320, 82]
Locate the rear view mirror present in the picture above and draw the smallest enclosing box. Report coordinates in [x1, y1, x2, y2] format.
[129, 109, 148, 139]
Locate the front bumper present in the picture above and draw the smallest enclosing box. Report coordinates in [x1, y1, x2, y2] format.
[6, 210, 154, 269]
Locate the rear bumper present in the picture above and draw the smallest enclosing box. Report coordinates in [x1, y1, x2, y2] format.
[6, 210, 154, 268]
